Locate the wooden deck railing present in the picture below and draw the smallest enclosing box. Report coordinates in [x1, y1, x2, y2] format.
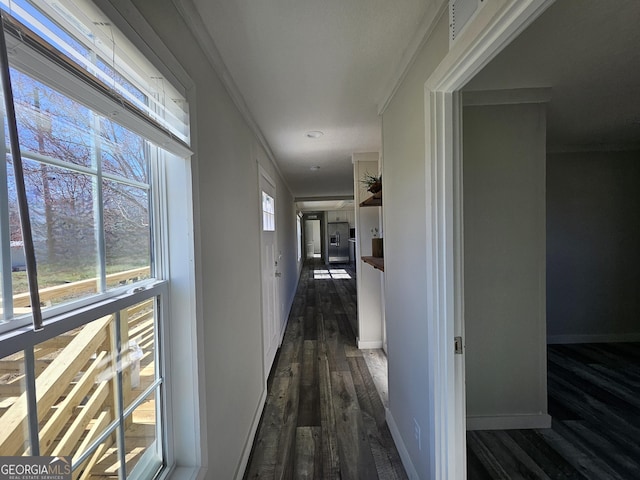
[11, 266, 151, 308]
[0, 296, 156, 479]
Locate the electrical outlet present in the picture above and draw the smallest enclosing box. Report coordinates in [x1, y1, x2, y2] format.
[413, 418, 421, 451]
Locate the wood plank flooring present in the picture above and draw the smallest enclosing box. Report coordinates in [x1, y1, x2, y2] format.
[468, 342, 640, 479]
[244, 260, 407, 480]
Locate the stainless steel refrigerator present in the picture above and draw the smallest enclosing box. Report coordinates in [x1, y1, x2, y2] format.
[328, 222, 350, 263]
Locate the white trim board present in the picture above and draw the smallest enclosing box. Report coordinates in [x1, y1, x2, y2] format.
[357, 338, 384, 350]
[234, 387, 268, 480]
[386, 408, 420, 480]
[462, 87, 552, 106]
[547, 333, 640, 344]
[466, 413, 552, 431]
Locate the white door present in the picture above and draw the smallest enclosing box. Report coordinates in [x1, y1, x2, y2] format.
[259, 169, 279, 379]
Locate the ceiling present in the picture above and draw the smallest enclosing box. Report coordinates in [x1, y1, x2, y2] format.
[186, 0, 640, 211]
[189, 0, 436, 202]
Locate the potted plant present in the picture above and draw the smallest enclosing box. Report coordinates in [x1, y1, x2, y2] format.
[360, 172, 382, 193]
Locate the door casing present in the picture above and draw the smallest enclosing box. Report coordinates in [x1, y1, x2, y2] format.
[258, 166, 280, 380]
[421, 1, 556, 478]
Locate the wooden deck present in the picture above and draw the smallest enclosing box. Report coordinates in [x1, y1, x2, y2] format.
[0, 295, 158, 479]
[244, 259, 407, 479]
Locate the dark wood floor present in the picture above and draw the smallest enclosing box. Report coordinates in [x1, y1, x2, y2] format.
[244, 258, 640, 479]
[468, 342, 640, 479]
[244, 259, 407, 480]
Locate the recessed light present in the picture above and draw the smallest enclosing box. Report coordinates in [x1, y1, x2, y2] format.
[310, 165, 321, 171]
[306, 130, 324, 139]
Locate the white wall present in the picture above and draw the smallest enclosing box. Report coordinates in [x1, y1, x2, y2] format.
[381, 12, 448, 478]
[326, 209, 355, 226]
[353, 153, 383, 348]
[463, 103, 549, 430]
[547, 150, 640, 343]
[125, 1, 299, 477]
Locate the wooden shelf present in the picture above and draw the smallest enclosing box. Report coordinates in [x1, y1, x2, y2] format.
[361, 256, 384, 272]
[359, 191, 382, 207]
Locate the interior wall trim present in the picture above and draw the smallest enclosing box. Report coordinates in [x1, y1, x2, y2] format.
[357, 338, 384, 349]
[547, 333, 640, 344]
[547, 143, 640, 154]
[462, 86, 552, 106]
[386, 408, 420, 480]
[234, 388, 268, 480]
[377, 0, 448, 115]
[466, 413, 552, 431]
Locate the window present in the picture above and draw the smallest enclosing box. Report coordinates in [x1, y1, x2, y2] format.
[262, 191, 275, 231]
[0, 1, 191, 479]
[4, 69, 153, 317]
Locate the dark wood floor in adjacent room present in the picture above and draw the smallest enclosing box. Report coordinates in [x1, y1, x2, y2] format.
[467, 342, 640, 479]
[244, 259, 407, 480]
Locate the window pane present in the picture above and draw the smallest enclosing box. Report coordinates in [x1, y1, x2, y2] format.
[104, 180, 151, 289]
[99, 119, 148, 184]
[122, 298, 157, 413]
[12, 69, 93, 169]
[73, 428, 122, 480]
[19, 159, 99, 308]
[125, 391, 161, 477]
[262, 191, 275, 232]
[34, 315, 115, 458]
[0, 350, 30, 455]
[1, 66, 154, 321]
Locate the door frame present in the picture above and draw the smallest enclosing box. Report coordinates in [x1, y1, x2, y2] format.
[258, 165, 280, 381]
[302, 211, 326, 262]
[423, 1, 555, 478]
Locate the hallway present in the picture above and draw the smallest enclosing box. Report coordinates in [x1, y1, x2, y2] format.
[244, 260, 407, 479]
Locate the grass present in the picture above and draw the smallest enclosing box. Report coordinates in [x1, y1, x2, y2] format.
[11, 261, 149, 294]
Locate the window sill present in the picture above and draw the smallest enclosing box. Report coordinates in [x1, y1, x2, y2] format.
[164, 466, 207, 480]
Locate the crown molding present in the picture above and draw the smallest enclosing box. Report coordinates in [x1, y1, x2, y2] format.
[462, 87, 552, 106]
[547, 143, 640, 154]
[295, 195, 354, 202]
[171, 0, 293, 196]
[376, 0, 448, 115]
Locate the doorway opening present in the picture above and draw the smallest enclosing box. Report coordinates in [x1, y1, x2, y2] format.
[303, 213, 324, 261]
[458, 1, 640, 477]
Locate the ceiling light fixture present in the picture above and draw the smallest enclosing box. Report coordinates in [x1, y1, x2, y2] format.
[306, 130, 324, 139]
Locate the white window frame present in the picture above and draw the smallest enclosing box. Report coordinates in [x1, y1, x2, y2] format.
[261, 190, 276, 232]
[0, 1, 204, 479]
[92, 2, 206, 477]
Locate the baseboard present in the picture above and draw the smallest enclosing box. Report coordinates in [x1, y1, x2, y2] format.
[466, 413, 552, 431]
[234, 387, 268, 480]
[386, 408, 420, 480]
[357, 337, 383, 349]
[547, 333, 640, 344]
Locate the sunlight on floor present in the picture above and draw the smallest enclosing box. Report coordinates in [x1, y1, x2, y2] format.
[313, 268, 352, 280]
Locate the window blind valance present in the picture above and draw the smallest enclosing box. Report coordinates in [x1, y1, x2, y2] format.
[0, 0, 191, 156]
